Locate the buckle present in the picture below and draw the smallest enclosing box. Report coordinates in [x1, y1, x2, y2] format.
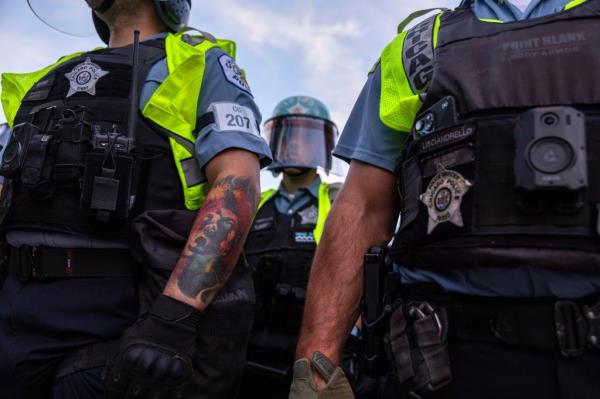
[554, 301, 588, 357]
[407, 302, 443, 339]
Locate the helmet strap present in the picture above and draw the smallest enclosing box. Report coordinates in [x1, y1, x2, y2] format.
[283, 167, 314, 177]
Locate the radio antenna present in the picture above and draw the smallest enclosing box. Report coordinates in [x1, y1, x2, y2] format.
[127, 30, 141, 141]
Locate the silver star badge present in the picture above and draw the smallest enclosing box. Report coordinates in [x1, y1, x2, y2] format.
[298, 205, 318, 225]
[64, 57, 109, 97]
[420, 163, 472, 234]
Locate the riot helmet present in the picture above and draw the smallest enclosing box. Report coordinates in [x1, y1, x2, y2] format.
[91, 0, 192, 44]
[264, 96, 338, 174]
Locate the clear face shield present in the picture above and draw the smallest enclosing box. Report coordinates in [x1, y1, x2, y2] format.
[263, 116, 338, 173]
[27, 0, 97, 38]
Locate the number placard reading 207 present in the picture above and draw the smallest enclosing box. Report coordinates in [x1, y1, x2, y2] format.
[210, 102, 259, 136]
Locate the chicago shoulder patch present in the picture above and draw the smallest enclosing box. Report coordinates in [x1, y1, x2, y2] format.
[218, 54, 252, 95]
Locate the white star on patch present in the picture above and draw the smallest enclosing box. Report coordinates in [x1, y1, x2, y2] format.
[64, 57, 109, 97]
[218, 54, 252, 95]
[298, 205, 318, 225]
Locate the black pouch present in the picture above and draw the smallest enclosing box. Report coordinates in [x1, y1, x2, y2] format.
[388, 302, 452, 397]
[52, 111, 94, 186]
[80, 150, 136, 222]
[20, 132, 57, 198]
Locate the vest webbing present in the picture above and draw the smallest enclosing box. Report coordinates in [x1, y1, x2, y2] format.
[379, 0, 591, 134]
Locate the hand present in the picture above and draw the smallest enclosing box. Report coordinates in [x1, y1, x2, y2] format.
[105, 294, 201, 399]
[289, 352, 355, 399]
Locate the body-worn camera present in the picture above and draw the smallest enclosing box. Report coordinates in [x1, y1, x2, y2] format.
[514, 106, 587, 192]
[0, 122, 41, 178]
[413, 96, 460, 138]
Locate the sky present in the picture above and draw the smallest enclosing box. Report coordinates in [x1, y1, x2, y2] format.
[0, 0, 455, 189]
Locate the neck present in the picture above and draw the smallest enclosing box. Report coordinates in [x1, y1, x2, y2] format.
[107, 8, 166, 48]
[281, 170, 319, 195]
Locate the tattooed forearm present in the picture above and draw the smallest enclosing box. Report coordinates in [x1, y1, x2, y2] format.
[164, 175, 259, 309]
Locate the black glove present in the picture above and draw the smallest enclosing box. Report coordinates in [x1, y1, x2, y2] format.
[105, 294, 202, 399]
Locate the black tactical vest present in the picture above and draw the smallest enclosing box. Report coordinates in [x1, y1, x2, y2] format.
[3, 39, 186, 238]
[246, 195, 319, 351]
[393, 0, 600, 272]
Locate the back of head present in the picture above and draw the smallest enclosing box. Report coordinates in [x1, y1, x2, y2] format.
[91, 0, 191, 44]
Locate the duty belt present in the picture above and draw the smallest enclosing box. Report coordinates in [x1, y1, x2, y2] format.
[401, 286, 600, 357]
[0, 244, 137, 280]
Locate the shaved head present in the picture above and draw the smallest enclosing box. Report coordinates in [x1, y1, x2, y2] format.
[91, 0, 158, 29]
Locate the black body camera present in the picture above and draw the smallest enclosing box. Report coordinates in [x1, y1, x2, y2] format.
[514, 106, 587, 192]
[413, 96, 460, 138]
[0, 122, 41, 178]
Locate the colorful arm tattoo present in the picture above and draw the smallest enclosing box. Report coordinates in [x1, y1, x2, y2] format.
[165, 175, 258, 309]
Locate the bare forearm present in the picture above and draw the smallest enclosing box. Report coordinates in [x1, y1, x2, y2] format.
[296, 164, 398, 364]
[163, 174, 259, 310]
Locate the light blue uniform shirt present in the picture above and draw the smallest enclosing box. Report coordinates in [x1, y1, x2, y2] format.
[273, 176, 321, 215]
[6, 33, 272, 248]
[334, 0, 600, 299]
[475, 0, 575, 21]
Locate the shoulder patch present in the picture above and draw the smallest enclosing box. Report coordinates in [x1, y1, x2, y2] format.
[218, 54, 252, 95]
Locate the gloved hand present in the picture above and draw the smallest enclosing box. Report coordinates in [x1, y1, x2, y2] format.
[105, 294, 202, 399]
[289, 352, 355, 399]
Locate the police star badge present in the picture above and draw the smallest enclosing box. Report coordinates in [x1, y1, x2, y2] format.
[64, 57, 109, 97]
[420, 163, 472, 234]
[298, 205, 318, 225]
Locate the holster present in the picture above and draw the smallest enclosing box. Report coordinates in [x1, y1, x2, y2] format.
[388, 303, 452, 397]
[361, 246, 453, 396]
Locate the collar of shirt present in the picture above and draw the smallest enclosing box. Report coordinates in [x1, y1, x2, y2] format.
[474, 0, 575, 21]
[273, 176, 322, 215]
[145, 32, 169, 41]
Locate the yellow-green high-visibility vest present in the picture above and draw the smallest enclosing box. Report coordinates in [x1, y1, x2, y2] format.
[379, 12, 444, 134]
[1, 32, 237, 211]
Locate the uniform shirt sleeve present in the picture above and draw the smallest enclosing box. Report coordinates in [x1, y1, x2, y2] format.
[194, 48, 272, 172]
[333, 64, 407, 173]
[140, 47, 272, 179]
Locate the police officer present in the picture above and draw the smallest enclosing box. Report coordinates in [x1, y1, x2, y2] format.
[238, 96, 343, 398]
[290, 0, 600, 398]
[0, 1, 271, 398]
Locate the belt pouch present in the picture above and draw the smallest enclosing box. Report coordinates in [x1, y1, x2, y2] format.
[388, 304, 452, 395]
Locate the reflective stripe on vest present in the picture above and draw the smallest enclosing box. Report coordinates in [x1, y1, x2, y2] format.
[1, 33, 238, 212]
[256, 183, 332, 245]
[379, 13, 444, 133]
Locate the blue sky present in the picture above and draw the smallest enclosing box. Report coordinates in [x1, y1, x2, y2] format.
[0, 0, 455, 188]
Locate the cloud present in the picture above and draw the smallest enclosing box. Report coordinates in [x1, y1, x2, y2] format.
[193, 0, 455, 131]
[194, 0, 372, 130]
